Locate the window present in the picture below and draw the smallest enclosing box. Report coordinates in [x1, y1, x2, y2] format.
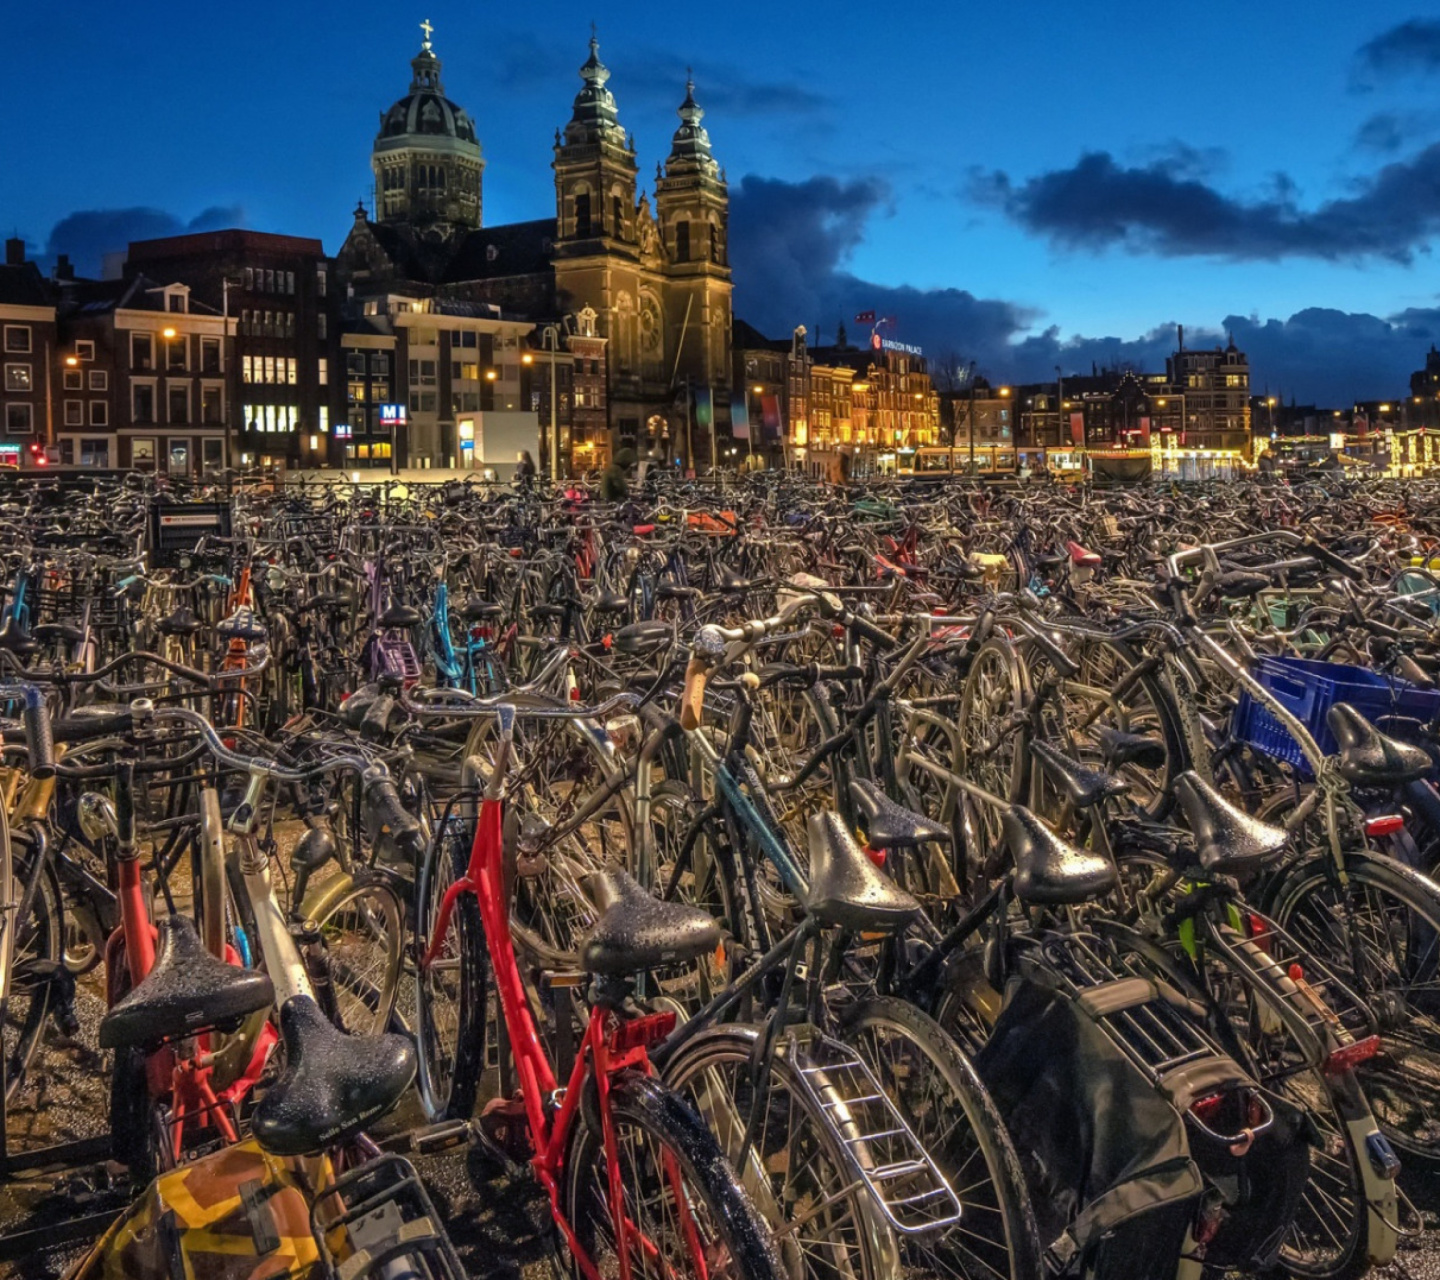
[710, 223, 720, 263]
[167, 385, 188, 424]
[3, 363, 31, 392]
[420, 392, 436, 413]
[285, 312, 295, 338]
[318, 357, 328, 385]
[133, 384, 155, 424]
[64, 400, 83, 426]
[90, 400, 108, 426]
[286, 357, 297, 385]
[317, 266, 327, 296]
[285, 271, 295, 294]
[456, 334, 475, 351]
[63, 369, 82, 390]
[166, 337, 186, 371]
[346, 352, 366, 376]
[5, 403, 31, 434]
[200, 337, 220, 372]
[373, 352, 391, 373]
[675, 222, 690, 262]
[575, 191, 592, 238]
[80, 438, 109, 467]
[265, 269, 275, 291]
[131, 438, 156, 471]
[318, 314, 327, 339]
[613, 195, 623, 235]
[373, 382, 390, 401]
[201, 385, 222, 425]
[349, 380, 367, 404]
[131, 332, 154, 370]
[88, 370, 107, 391]
[245, 267, 254, 290]
[264, 356, 275, 383]
[3, 326, 30, 354]
[318, 405, 329, 434]
[168, 292, 186, 313]
[75, 340, 94, 361]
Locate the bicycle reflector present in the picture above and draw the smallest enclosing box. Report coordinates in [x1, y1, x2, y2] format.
[1363, 814, 1405, 838]
[609, 1010, 677, 1053]
[1324, 1034, 1381, 1077]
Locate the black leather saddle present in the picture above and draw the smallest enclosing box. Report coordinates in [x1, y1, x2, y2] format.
[580, 872, 721, 975]
[591, 590, 630, 614]
[215, 608, 267, 642]
[1216, 570, 1270, 598]
[1030, 741, 1130, 809]
[99, 914, 274, 1051]
[1093, 726, 1167, 772]
[715, 564, 757, 593]
[613, 621, 671, 654]
[656, 583, 701, 601]
[848, 778, 951, 848]
[1004, 805, 1117, 905]
[157, 606, 201, 636]
[804, 810, 919, 932]
[460, 597, 503, 622]
[1172, 771, 1287, 876]
[379, 602, 422, 628]
[33, 621, 85, 646]
[0, 615, 36, 656]
[251, 996, 415, 1156]
[1328, 703, 1431, 787]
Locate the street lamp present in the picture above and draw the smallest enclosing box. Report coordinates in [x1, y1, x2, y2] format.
[540, 325, 561, 481]
[220, 276, 242, 476]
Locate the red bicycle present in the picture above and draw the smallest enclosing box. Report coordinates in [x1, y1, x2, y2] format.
[413, 698, 780, 1280]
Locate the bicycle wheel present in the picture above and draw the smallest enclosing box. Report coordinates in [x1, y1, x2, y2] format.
[663, 1024, 897, 1280]
[414, 817, 487, 1123]
[4, 847, 62, 1104]
[309, 872, 404, 1036]
[1271, 851, 1440, 1161]
[839, 997, 1043, 1280]
[567, 1062, 811, 1280]
[957, 637, 1030, 851]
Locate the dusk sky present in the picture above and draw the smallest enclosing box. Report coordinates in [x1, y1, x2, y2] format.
[10, 0, 1440, 403]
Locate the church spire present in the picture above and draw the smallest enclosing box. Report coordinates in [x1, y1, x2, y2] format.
[562, 30, 627, 149]
[410, 19, 444, 92]
[665, 74, 719, 180]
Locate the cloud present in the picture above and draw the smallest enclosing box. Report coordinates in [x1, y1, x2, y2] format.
[490, 33, 829, 118]
[1355, 18, 1440, 82]
[1352, 109, 1440, 153]
[729, 173, 1434, 404]
[44, 206, 245, 277]
[972, 146, 1440, 262]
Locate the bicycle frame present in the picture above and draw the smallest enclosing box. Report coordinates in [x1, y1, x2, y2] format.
[419, 706, 706, 1280]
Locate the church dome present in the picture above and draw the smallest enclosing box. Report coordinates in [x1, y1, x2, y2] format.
[375, 27, 480, 153]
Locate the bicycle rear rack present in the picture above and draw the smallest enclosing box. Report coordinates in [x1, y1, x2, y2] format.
[785, 1032, 963, 1237]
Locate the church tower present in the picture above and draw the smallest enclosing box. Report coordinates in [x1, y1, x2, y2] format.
[552, 34, 639, 250]
[654, 77, 733, 393]
[371, 22, 484, 238]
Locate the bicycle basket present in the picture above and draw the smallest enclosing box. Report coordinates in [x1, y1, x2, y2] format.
[1231, 655, 1440, 777]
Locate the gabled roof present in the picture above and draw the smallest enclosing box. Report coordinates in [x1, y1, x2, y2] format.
[443, 219, 556, 284]
[59, 274, 220, 319]
[0, 262, 53, 309]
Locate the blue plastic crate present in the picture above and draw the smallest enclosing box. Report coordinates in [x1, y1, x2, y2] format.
[1231, 655, 1440, 776]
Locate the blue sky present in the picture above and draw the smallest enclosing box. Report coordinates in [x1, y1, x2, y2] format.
[8, 0, 1440, 402]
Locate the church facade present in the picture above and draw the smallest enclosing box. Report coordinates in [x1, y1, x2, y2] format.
[336, 26, 733, 463]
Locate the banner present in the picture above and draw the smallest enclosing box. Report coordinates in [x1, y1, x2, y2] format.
[731, 395, 750, 440]
[1070, 412, 1085, 446]
[855, 310, 876, 324]
[694, 386, 713, 428]
[1138, 415, 1151, 446]
[761, 394, 782, 440]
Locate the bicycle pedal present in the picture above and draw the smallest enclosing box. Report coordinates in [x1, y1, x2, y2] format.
[478, 1096, 533, 1164]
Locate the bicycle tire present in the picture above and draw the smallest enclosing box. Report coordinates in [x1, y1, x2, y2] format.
[838, 995, 1045, 1280]
[661, 1024, 897, 1280]
[563, 1065, 788, 1280]
[3, 846, 61, 1105]
[414, 817, 487, 1123]
[309, 872, 404, 1036]
[1270, 850, 1440, 1162]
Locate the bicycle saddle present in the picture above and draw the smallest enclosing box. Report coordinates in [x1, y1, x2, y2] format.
[1004, 805, 1117, 905]
[33, 621, 85, 646]
[715, 564, 757, 593]
[215, 608, 267, 642]
[579, 871, 721, 975]
[1172, 770, 1287, 876]
[805, 810, 919, 932]
[1092, 726, 1167, 772]
[848, 778, 951, 848]
[1066, 541, 1102, 568]
[0, 615, 36, 656]
[251, 995, 416, 1157]
[460, 596, 503, 622]
[612, 620, 671, 654]
[591, 590, 630, 613]
[1327, 703, 1431, 786]
[157, 606, 201, 636]
[1216, 570, 1270, 598]
[98, 914, 274, 1051]
[656, 583, 701, 600]
[1030, 741, 1131, 810]
[379, 602, 422, 628]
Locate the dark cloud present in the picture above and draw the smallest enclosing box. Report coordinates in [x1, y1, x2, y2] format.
[730, 173, 1434, 404]
[1355, 18, 1440, 81]
[44, 206, 245, 277]
[491, 35, 828, 117]
[973, 146, 1440, 262]
[1352, 109, 1440, 153]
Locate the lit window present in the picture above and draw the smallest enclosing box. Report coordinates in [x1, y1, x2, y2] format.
[318, 357, 328, 385]
[3, 364, 31, 392]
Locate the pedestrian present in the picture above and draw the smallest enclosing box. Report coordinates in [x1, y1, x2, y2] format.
[601, 447, 635, 502]
[515, 449, 536, 489]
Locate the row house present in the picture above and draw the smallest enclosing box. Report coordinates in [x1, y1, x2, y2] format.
[0, 240, 58, 468]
